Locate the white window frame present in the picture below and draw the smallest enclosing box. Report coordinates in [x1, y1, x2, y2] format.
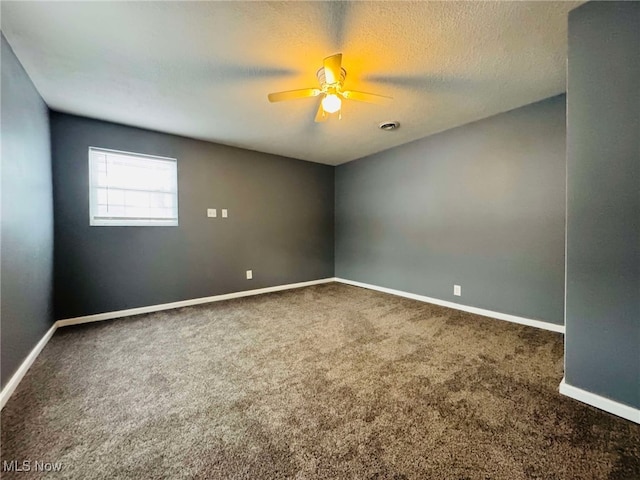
[88, 147, 179, 227]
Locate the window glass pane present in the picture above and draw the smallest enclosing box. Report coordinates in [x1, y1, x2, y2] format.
[107, 189, 125, 206]
[125, 190, 150, 208]
[148, 192, 166, 208]
[89, 147, 178, 226]
[97, 188, 108, 205]
[97, 205, 110, 217]
[105, 205, 126, 218]
[125, 206, 150, 218]
[150, 207, 173, 219]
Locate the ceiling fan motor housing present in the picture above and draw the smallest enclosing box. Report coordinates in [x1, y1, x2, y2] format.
[317, 67, 347, 88]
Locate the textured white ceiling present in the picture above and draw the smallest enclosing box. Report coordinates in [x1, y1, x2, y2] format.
[1, 1, 582, 165]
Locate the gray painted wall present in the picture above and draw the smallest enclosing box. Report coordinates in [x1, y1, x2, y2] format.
[51, 113, 334, 319]
[336, 95, 566, 325]
[565, 2, 639, 408]
[1, 35, 55, 388]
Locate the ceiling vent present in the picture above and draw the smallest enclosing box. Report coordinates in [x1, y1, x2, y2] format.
[379, 121, 399, 131]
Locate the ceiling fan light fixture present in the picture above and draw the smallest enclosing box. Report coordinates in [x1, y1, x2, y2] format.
[322, 93, 342, 114]
[267, 53, 391, 122]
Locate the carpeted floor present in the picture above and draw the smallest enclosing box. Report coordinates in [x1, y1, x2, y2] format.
[1, 283, 639, 479]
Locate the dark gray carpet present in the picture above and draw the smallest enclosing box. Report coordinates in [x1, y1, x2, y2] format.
[1, 283, 639, 479]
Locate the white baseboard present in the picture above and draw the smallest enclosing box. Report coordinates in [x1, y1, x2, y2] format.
[1, 278, 335, 409]
[335, 277, 565, 334]
[559, 378, 640, 424]
[0, 324, 58, 410]
[57, 277, 336, 327]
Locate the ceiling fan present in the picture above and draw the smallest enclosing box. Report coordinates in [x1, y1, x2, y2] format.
[267, 53, 391, 122]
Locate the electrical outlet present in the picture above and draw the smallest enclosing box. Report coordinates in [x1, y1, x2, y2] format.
[454, 285, 461, 296]
[207, 208, 217, 218]
[246, 270, 253, 280]
[222, 209, 228, 218]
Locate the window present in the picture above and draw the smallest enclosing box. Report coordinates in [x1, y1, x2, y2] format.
[89, 147, 178, 226]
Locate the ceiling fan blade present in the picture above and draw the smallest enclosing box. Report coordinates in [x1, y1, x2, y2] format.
[323, 53, 343, 84]
[268, 88, 321, 102]
[342, 90, 392, 104]
[314, 101, 328, 122]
